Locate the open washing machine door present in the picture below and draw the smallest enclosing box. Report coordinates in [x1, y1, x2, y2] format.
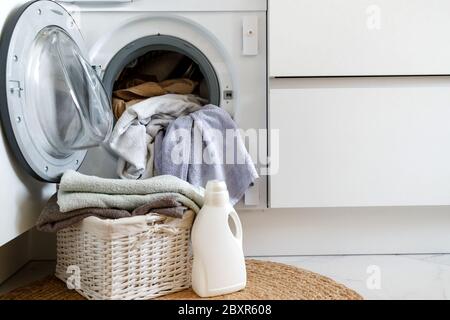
[0, 1, 113, 182]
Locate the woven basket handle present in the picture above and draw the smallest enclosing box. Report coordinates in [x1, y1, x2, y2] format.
[130, 216, 181, 250]
[145, 215, 180, 235]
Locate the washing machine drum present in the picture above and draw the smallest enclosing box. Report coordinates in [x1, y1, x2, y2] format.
[0, 0, 113, 182]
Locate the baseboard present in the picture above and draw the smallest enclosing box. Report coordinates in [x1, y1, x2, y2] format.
[239, 206, 450, 256]
[0, 231, 31, 284]
[29, 229, 56, 260]
[0, 229, 56, 285]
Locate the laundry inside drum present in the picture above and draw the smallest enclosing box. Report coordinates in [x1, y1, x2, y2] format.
[111, 50, 217, 119]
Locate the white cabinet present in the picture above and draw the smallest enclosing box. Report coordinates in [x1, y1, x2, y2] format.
[269, 0, 450, 77]
[269, 77, 450, 208]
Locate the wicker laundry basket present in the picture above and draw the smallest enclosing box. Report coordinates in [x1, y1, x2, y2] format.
[55, 211, 194, 300]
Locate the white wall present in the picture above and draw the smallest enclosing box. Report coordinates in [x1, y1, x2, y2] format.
[0, 0, 55, 246]
[0, 0, 55, 283]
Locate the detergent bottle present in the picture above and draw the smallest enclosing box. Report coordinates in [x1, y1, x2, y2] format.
[191, 180, 246, 297]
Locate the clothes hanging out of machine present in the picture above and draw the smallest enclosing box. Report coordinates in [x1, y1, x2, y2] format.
[109, 97, 258, 205]
[108, 50, 258, 205]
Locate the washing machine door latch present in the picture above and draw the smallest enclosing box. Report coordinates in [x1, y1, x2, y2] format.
[224, 90, 233, 100]
[9, 80, 23, 98]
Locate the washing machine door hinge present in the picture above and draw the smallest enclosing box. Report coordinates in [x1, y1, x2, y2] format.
[9, 80, 23, 98]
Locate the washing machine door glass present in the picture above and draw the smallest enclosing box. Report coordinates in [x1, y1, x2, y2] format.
[28, 26, 113, 154]
[0, 0, 113, 182]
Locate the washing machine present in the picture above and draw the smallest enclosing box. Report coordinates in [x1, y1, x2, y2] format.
[0, 0, 267, 208]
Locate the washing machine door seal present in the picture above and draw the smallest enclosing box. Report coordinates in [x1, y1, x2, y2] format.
[0, 0, 113, 182]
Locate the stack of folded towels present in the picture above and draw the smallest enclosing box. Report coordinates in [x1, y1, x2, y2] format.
[37, 170, 204, 233]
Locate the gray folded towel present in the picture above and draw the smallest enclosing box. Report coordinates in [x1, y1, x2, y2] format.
[57, 170, 204, 213]
[37, 194, 188, 233]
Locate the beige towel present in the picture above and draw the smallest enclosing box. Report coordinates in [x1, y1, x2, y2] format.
[113, 79, 198, 118]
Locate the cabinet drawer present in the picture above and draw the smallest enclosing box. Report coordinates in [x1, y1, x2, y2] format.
[269, 0, 450, 77]
[269, 77, 450, 208]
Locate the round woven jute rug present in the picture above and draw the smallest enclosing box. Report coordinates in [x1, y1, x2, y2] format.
[0, 260, 362, 300]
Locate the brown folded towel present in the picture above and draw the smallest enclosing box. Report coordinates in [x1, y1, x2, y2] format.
[36, 194, 188, 233]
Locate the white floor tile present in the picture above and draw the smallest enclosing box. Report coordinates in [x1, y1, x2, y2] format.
[255, 255, 450, 300]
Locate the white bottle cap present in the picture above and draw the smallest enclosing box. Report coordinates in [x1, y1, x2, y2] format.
[206, 180, 227, 192]
[205, 180, 229, 206]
